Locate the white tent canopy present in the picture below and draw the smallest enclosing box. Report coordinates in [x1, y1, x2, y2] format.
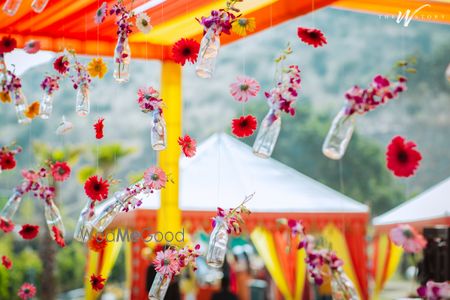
[374, 177, 450, 226]
[140, 133, 368, 214]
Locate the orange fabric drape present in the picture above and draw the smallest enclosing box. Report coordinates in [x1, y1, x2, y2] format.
[345, 222, 368, 300]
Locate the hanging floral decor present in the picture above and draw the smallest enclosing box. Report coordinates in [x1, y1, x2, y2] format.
[231, 114, 257, 138]
[0, 161, 71, 247]
[207, 193, 253, 268]
[55, 116, 73, 135]
[297, 27, 327, 48]
[417, 281, 450, 300]
[90, 273, 106, 291]
[17, 282, 36, 300]
[137, 86, 167, 150]
[389, 224, 426, 253]
[386, 136, 422, 178]
[196, 0, 254, 78]
[172, 38, 200, 66]
[94, 2, 108, 24]
[149, 244, 201, 300]
[40, 75, 61, 119]
[94, 118, 105, 139]
[178, 135, 197, 158]
[1, 255, 12, 269]
[229, 75, 260, 103]
[0, 143, 21, 173]
[23, 40, 41, 54]
[136, 12, 152, 33]
[4, 70, 31, 124]
[253, 44, 302, 158]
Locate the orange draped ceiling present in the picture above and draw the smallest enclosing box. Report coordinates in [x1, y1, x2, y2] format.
[3, 0, 449, 60]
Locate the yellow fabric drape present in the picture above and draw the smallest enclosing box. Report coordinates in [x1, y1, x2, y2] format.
[321, 224, 363, 299]
[124, 239, 132, 294]
[85, 228, 124, 300]
[295, 248, 307, 299]
[251, 227, 293, 300]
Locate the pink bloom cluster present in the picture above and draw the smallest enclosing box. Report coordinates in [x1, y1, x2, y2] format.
[41, 75, 60, 94]
[229, 76, 260, 102]
[344, 75, 407, 116]
[5, 71, 22, 95]
[137, 87, 163, 113]
[287, 219, 308, 249]
[264, 65, 301, 117]
[213, 195, 252, 235]
[70, 61, 91, 90]
[110, 2, 133, 63]
[198, 10, 235, 35]
[389, 224, 427, 253]
[153, 244, 201, 277]
[417, 281, 450, 300]
[305, 238, 344, 285]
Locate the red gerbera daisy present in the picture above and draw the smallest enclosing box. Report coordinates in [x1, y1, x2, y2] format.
[88, 234, 107, 252]
[19, 224, 39, 240]
[0, 36, 17, 54]
[297, 27, 327, 48]
[94, 118, 104, 139]
[0, 152, 16, 170]
[53, 55, 69, 74]
[386, 136, 422, 177]
[90, 273, 106, 291]
[51, 161, 71, 182]
[178, 135, 197, 158]
[0, 217, 14, 233]
[2, 255, 12, 269]
[84, 175, 110, 202]
[172, 38, 200, 66]
[231, 115, 258, 138]
[52, 226, 65, 248]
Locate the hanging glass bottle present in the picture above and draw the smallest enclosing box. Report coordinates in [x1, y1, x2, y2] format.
[206, 218, 229, 268]
[2, 0, 22, 16]
[113, 36, 131, 83]
[253, 108, 281, 158]
[151, 110, 167, 151]
[31, 0, 49, 13]
[10, 87, 31, 124]
[73, 201, 94, 243]
[196, 27, 220, 79]
[331, 269, 359, 300]
[0, 54, 7, 82]
[322, 107, 355, 160]
[148, 272, 172, 300]
[0, 188, 23, 221]
[75, 82, 90, 116]
[44, 199, 65, 239]
[40, 91, 54, 119]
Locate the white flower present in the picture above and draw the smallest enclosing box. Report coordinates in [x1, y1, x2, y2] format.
[136, 13, 152, 34]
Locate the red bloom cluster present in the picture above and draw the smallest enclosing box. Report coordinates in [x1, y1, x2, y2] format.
[231, 115, 257, 138]
[53, 55, 70, 75]
[386, 136, 422, 178]
[84, 175, 110, 202]
[1, 255, 12, 269]
[172, 38, 200, 66]
[0, 144, 22, 172]
[297, 27, 327, 48]
[0, 36, 17, 54]
[178, 135, 197, 158]
[90, 274, 106, 291]
[345, 75, 407, 116]
[0, 218, 14, 233]
[19, 224, 39, 240]
[94, 118, 104, 139]
[51, 161, 71, 182]
[52, 226, 65, 248]
[88, 234, 108, 252]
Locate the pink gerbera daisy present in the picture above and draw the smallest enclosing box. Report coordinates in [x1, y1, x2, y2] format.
[153, 249, 180, 276]
[23, 40, 40, 54]
[229, 76, 260, 102]
[178, 135, 197, 158]
[389, 224, 427, 253]
[18, 282, 36, 300]
[51, 161, 71, 182]
[144, 166, 167, 190]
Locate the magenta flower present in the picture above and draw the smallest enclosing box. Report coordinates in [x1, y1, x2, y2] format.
[229, 76, 260, 102]
[137, 87, 162, 113]
[94, 2, 107, 24]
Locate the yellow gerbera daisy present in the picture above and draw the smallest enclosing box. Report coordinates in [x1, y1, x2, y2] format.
[24, 101, 40, 119]
[232, 18, 256, 36]
[0, 91, 11, 103]
[87, 57, 108, 79]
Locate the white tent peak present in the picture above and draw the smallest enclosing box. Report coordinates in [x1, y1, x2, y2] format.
[140, 133, 368, 213]
[374, 176, 450, 226]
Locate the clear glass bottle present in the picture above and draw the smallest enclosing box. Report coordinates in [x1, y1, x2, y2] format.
[322, 107, 355, 160]
[31, 0, 49, 13]
[151, 110, 167, 151]
[40, 91, 54, 119]
[206, 218, 229, 268]
[331, 269, 359, 300]
[73, 201, 94, 243]
[148, 272, 172, 300]
[2, 0, 22, 16]
[75, 82, 90, 116]
[10, 87, 31, 124]
[0, 189, 23, 221]
[113, 36, 131, 83]
[253, 109, 281, 158]
[196, 27, 220, 79]
[90, 190, 136, 232]
[0, 54, 7, 81]
[44, 199, 65, 239]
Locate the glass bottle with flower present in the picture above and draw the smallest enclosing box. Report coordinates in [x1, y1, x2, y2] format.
[137, 87, 167, 150]
[109, 2, 133, 83]
[0, 187, 24, 221]
[31, 0, 49, 13]
[71, 60, 92, 117]
[7, 71, 31, 124]
[2, 0, 23, 16]
[253, 46, 301, 158]
[207, 193, 253, 268]
[73, 200, 95, 242]
[322, 74, 408, 160]
[40, 75, 60, 119]
[149, 244, 201, 300]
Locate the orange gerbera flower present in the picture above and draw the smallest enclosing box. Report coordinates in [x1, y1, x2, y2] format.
[24, 101, 40, 119]
[88, 234, 108, 252]
[0, 91, 11, 103]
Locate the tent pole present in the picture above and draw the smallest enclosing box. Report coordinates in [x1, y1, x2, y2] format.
[157, 60, 182, 238]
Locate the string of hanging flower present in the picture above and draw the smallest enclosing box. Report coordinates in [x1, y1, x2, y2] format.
[195, 0, 256, 78]
[0, 161, 71, 247]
